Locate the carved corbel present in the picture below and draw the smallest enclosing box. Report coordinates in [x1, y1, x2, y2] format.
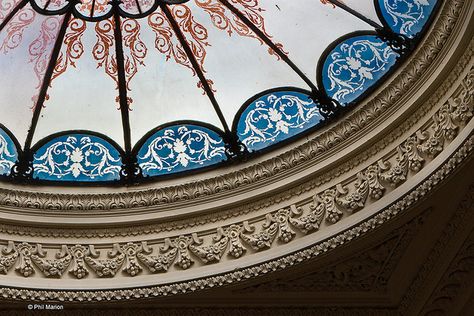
[366, 164, 386, 200]
[120, 242, 143, 277]
[69, 245, 89, 279]
[218, 225, 247, 259]
[320, 188, 344, 224]
[406, 132, 426, 172]
[266, 207, 298, 243]
[15, 243, 37, 277]
[161, 236, 194, 270]
[380, 146, 409, 186]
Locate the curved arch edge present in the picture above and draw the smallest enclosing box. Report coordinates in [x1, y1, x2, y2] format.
[135, 122, 228, 178]
[31, 131, 124, 182]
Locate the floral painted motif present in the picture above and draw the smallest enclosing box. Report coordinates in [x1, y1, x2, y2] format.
[10, 0, 283, 105]
[0, 6, 36, 54]
[52, 18, 86, 82]
[0, 128, 17, 176]
[378, 0, 436, 38]
[0, 0, 22, 24]
[321, 35, 398, 105]
[93, 17, 148, 108]
[195, 0, 286, 60]
[137, 125, 226, 176]
[148, 4, 214, 92]
[33, 135, 122, 181]
[93, 19, 118, 96]
[32, 0, 158, 19]
[29, 16, 63, 106]
[237, 91, 323, 151]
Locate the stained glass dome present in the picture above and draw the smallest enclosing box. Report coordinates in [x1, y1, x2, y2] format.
[0, 0, 438, 184]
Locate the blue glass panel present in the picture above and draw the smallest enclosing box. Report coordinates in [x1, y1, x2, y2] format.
[236, 90, 323, 152]
[378, 0, 437, 38]
[137, 125, 226, 177]
[322, 35, 398, 106]
[0, 128, 18, 176]
[33, 134, 122, 182]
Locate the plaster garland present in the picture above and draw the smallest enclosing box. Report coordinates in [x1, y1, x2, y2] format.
[0, 132, 471, 300]
[0, 46, 471, 239]
[0, 0, 471, 302]
[0, 83, 471, 283]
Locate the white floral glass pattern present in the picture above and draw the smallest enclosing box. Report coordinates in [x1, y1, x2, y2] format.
[33, 134, 122, 181]
[378, 0, 437, 38]
[0, 127, 17, 176]
[0, 0, 439, 183]
[236, 90, 323, 152]
[137, 125, 226, 176]
[321, 34, 398, 105]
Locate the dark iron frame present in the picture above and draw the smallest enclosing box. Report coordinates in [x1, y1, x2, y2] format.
[0, 0, 438, 186]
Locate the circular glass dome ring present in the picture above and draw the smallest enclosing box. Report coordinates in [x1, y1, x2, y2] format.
[0, 0, 441, 185]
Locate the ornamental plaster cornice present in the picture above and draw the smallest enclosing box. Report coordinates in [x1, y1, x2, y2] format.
[0, 0, 472, 301]
[0, 43, 471, 238]
[0, 0, 469, 220]
[0, 132, 471, 299]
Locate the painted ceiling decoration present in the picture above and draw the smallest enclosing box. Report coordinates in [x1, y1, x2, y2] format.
[0, 0, 438, 184]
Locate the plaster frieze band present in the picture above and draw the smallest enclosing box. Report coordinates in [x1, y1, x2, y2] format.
[0, 74, 471, 289]
[0, 132, 471, 300]
[0, 0, 471, 302]
[0, 50, 471, 239]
